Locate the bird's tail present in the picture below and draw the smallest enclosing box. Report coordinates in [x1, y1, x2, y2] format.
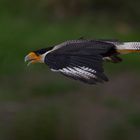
[116, 42, 140, 54]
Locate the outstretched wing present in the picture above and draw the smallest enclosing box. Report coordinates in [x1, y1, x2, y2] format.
[44, 40, 117, 84]
[45, 53, 109, 84]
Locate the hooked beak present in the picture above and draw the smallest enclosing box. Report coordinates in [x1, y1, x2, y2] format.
[24, 52, 41, 66]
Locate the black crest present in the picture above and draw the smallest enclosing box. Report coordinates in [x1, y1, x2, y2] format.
[34, 46, 53, 55]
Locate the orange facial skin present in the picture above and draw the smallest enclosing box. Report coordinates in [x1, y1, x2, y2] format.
[24, 52, 42, 66]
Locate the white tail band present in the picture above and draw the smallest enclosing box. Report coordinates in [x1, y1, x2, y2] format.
[116, 42, 140, 50]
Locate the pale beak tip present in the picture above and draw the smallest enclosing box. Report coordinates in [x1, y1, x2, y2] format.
[24, 55, 29, 63]
[24, 57, 27, 62]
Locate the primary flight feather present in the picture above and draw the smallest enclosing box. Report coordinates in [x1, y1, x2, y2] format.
[25, 39, 140, 84]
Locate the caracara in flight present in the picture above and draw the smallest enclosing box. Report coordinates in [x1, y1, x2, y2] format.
[25, 39, 140, 84]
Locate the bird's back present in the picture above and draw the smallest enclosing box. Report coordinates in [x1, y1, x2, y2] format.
[52, 39, 117, 56]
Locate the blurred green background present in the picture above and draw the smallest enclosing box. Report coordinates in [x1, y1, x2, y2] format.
[0, 0, 140, 140]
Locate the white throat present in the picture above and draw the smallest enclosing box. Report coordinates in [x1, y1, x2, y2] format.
[41, 50, 52, 63]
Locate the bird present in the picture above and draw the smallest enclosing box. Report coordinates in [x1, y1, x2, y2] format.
[24, 39, 140, 84]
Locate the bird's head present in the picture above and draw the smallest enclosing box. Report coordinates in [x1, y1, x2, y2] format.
[24, 48, 52, 66]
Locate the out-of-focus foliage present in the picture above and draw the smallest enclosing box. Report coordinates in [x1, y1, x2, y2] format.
[0, 0, 140, 140]
[1, 0, 140, 25]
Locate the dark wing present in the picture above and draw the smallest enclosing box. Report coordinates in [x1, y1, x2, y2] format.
[44, 40, 115, 84]
[46, 54, 108, 84]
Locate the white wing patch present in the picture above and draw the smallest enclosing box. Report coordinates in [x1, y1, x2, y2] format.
[80, 66, 96, 73]
[51, 66, 97, 80]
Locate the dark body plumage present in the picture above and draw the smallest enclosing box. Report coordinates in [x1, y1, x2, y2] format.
[43, 40, 121, 84]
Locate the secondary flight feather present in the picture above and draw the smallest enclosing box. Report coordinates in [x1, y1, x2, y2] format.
[25, 39, 140, 84]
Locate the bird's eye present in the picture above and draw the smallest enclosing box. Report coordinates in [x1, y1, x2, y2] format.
[35, 53, 40, 56]
[33, 51, 40, 56]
